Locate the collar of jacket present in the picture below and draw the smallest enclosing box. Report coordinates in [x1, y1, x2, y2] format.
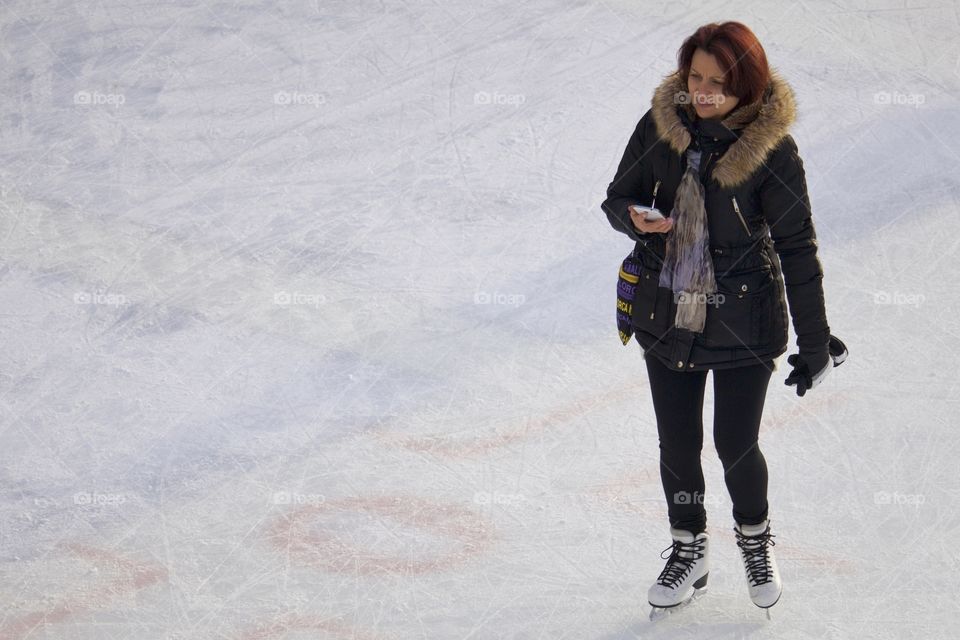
[650, 68, 798, 189]
[677, 106, 736, 156]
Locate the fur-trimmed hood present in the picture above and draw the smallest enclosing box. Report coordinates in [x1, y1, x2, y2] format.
[650, 68, 798, 188]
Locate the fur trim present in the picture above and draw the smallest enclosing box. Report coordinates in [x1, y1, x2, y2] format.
[650, 68, 798, 188]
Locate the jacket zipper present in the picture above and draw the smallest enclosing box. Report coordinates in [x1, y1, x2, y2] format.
[731, 196, 751, 236]
[651, 179, 661, 209]
[702, 152, 716, 181]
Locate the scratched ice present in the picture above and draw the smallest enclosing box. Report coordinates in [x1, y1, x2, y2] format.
[1, 1, 958, 638]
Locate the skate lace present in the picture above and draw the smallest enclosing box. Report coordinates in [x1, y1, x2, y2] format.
[656, 538, 705, 589]
[735, 526, 776, 586]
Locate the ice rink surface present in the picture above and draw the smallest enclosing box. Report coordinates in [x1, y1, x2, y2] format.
[1, 0, 958, 638]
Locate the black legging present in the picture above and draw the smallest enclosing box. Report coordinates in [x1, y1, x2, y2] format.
[644, 354, 774, 535]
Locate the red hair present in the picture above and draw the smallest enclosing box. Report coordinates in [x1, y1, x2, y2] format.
[676, 22, 770, 105]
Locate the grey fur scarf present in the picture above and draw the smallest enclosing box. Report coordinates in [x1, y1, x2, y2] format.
[658, 148, 717, 333]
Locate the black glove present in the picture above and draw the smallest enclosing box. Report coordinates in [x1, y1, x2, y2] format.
[784, 335, 848, 397]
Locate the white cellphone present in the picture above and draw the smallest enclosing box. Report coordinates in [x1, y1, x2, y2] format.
[631, 205, 665, 221]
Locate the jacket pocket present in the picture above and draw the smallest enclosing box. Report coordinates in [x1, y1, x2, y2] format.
[730, 196, 751, 236]
[632, 259, 674, 339]
[700, 266, 775, 348]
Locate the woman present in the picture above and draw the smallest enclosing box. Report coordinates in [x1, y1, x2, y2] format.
[601, 22, 848, 618]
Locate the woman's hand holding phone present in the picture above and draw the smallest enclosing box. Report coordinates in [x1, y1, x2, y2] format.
[629, 205, 674, 234]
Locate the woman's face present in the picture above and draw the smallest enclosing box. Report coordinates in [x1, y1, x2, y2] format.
[686, 48, 740, 120]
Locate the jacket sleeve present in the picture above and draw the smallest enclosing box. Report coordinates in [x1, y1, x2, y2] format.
[759, 135, 831, 353]
[601, 111, 653, 242]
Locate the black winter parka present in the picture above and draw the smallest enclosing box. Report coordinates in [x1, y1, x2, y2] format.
[602, 70, 831, 371]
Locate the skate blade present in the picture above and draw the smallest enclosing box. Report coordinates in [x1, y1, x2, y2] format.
[648, 587, 707, 622]
[754, 590, 781, 620]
